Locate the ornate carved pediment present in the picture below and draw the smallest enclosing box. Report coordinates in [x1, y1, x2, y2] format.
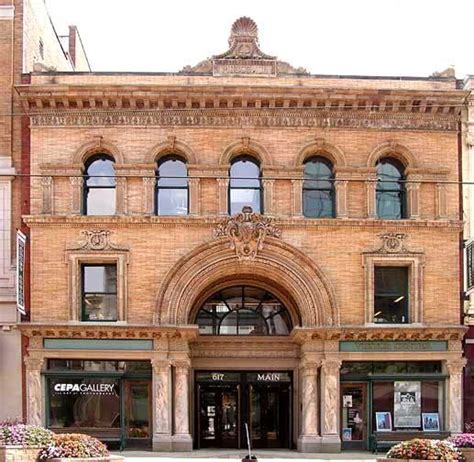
[214, 206, 281, 260]
[66, 230, 129, 251]
[181, 17, 307, 76]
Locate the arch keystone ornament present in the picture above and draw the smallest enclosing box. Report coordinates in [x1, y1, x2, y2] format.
[214, 206, 281, 260]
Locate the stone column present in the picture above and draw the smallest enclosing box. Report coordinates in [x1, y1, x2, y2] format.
[115, 177, 127, 214]
[297, 361, 321, 452]
[291, 179, 303, 217]
[406, 181, 421, 219]
[24, 356, 44, 426]
[334, 179, 348, 218]
[217, 178, 229, 215]
[447, 358, 467, 433]
[41, 176, 54, 214]
[69, 176, 83, 214]
[320, 359, 341, 452]
[172, 361, 192, 451]
[366, 177, 377, 218]
[188, 178, 201, 215]
[151, 359, 172, 451]
[436, 183, 448, 219]
[262, 179, 274, 215]
[142, 177, 156, 214]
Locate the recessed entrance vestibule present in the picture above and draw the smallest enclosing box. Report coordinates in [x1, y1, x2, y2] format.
[195, 371, 292, 449]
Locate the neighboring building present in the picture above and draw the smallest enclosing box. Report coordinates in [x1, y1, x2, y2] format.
[16, 17, 466, 452]
[461, 76, 474, 430]
[0, 0, 89, 421]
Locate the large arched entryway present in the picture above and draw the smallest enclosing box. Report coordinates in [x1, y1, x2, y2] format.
[194, 284, 294, 449]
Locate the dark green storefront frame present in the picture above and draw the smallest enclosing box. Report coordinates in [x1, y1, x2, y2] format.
[340, 372, 448, 451]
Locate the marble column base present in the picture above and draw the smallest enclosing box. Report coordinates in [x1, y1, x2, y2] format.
[152, 434, 173, 451]
[320, 434, 341, 453]
[172, 434, 193, 452]
[297, 434, 322, 452]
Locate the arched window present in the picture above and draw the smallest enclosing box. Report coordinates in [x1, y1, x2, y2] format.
[196, 285, 292, 336]
[229, 156, 262, 214]
[303, 156, 335, 218]
[83, 154, 116, 215]
[155, 156, 188, 215]
[376, 157, 406, 219]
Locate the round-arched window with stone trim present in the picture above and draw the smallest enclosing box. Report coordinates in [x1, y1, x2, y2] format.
[195, 285, 292, 335]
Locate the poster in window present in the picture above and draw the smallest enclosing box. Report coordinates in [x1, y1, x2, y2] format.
[422, 413, 440, 432]
[394, 381, 421, 428]
[343, 395, 353, 408]
[342, 427, 352, 441]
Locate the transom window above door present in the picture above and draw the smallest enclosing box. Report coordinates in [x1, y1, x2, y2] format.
[196, 285, 292, 335]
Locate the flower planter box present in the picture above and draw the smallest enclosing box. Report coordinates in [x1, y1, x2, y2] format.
[462, 448, 474, 462]
[0, 446, 43, 462]
[43, 456, 123, 462]
[377, 459, 444, 462]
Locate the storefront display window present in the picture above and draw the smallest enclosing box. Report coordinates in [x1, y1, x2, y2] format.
[48, 377, 120, 428]
[341, 361, 445, 449]
[45, 360, 152, 445]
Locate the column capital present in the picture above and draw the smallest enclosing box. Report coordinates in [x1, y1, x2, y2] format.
[142, 176, 156, 186]
[446, 358, 467, 375]
[24, 355, 44, 371]
[173, 359, 191, 371]
[69, 176, 84, 186]
[321, 359, 342, 375]
[151, 359, 171, 373]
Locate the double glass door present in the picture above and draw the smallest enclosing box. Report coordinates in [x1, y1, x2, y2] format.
[196, 372, 292, 449]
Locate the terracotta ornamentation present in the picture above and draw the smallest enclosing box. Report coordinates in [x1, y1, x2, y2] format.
[66, 230, 128, 251]
[214, 206, 281, 260]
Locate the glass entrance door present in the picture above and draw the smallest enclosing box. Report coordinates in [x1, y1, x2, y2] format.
[341, 383, 368, 450]
[249, 384, 291, 449]
[124, 381, 151, 445]
[198, 385, 239, 448]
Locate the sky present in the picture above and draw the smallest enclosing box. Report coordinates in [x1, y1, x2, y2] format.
[45, 0, 474, 78]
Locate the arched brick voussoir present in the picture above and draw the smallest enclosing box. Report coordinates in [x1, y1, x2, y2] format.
[155, 237, 339, 328]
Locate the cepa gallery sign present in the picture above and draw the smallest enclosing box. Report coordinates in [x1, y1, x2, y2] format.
[52, 382, 116, 395]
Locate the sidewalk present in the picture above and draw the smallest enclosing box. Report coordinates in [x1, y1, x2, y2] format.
[113, 449, 379, 461]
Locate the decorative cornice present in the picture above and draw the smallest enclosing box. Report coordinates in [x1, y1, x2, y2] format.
[22, 215, 464, 231]
[20, 323, 199, 340]
[291, 326, 467, 342]
[26, 108, 459, 131]
[214, 206, 281, 260]
[66, 230, 129, 251]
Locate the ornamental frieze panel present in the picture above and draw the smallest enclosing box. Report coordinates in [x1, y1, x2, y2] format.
[214, 206, 281, 260]
[66, 230, 129, 251]
[29, 109, 458, 131]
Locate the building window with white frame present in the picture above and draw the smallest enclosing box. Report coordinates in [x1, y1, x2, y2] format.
[373, 266, 409, 324]
[81, 264, 117, 321]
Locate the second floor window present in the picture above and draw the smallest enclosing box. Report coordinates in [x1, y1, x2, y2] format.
[229, 156, 262, 214]
[303, 156, 335, 218]
[83, 154, 116, 215]
[376, 157, 406, 219]
[81, 264, 117, 321]
[374, 266, 409, 324]
[156, 156, 188, 215]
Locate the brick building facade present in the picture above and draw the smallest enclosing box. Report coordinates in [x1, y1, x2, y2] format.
[16, 16, 466, 452]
